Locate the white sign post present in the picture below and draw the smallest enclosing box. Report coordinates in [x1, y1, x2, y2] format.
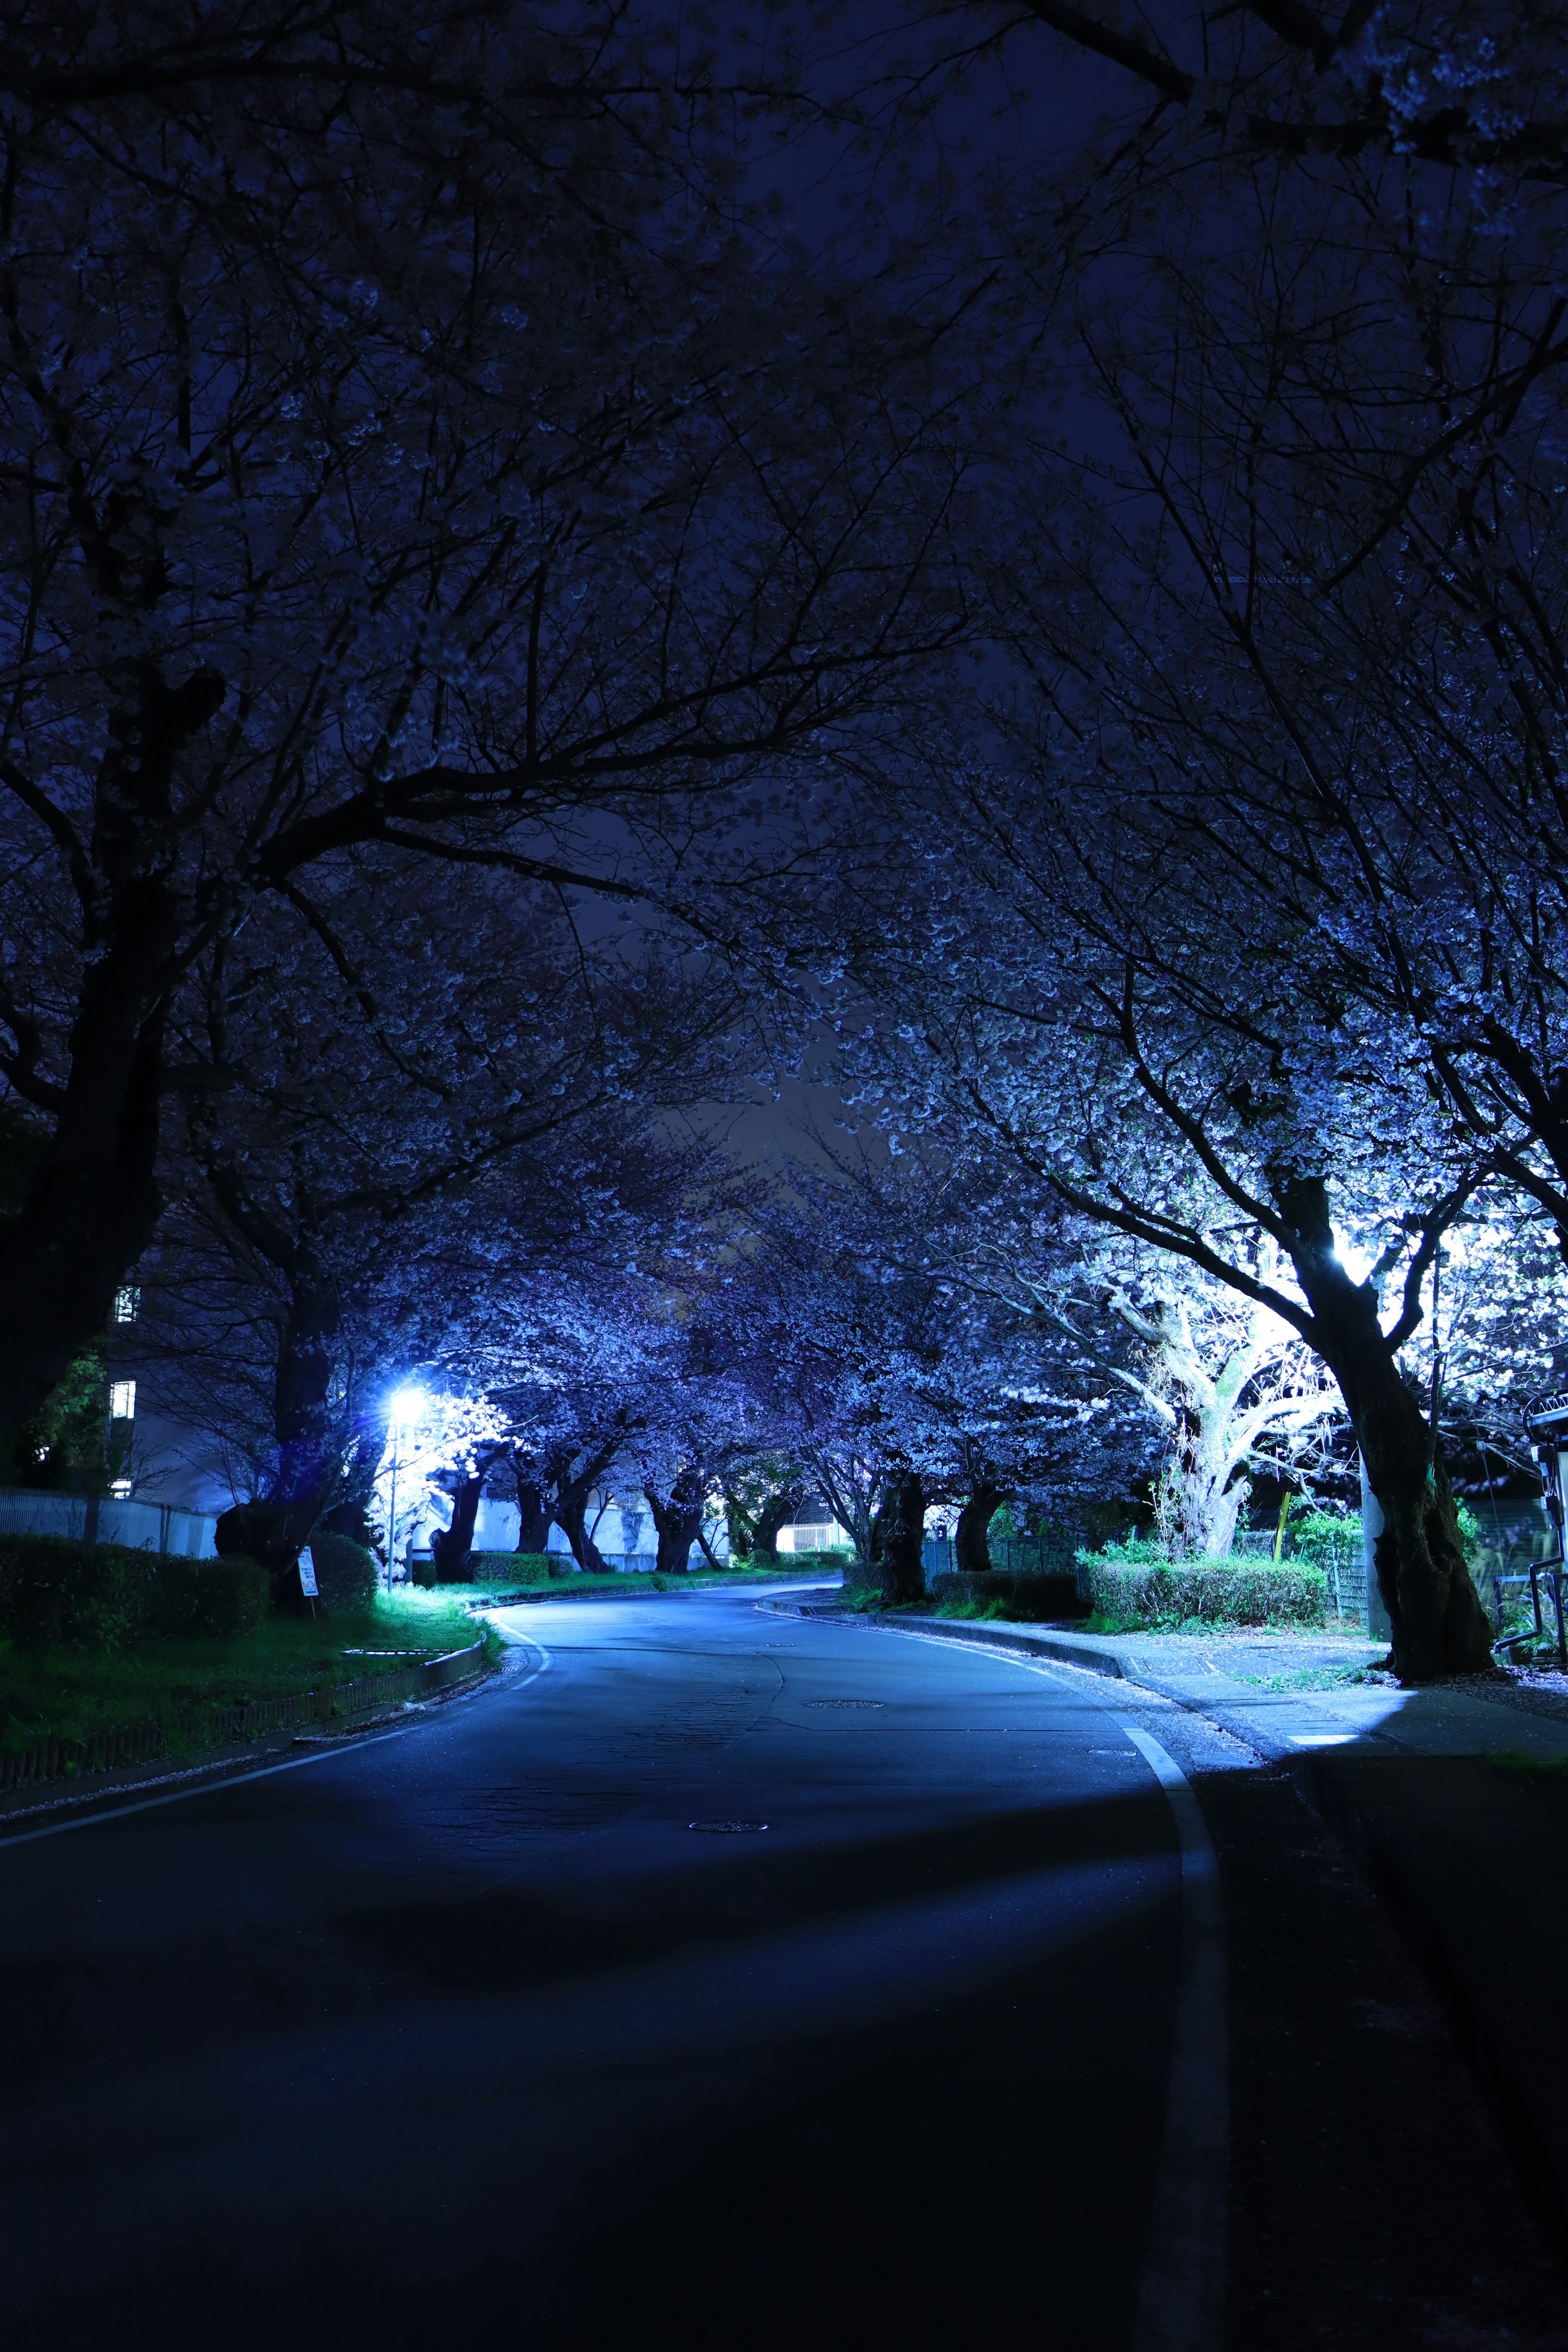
[298, 1548, 319, 1599]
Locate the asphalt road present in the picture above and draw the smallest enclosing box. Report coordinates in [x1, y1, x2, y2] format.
[1, 1593, 1214, 2351]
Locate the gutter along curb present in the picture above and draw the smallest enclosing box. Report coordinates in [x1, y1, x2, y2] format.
[791, 1601, 1133, 1680]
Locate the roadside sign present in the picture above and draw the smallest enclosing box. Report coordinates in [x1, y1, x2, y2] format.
[298, 1548, 319, 1597]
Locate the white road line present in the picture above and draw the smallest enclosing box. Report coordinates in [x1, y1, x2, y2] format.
[1120, 1722, 1229, 2352]
[0, 1638, 550, 1852]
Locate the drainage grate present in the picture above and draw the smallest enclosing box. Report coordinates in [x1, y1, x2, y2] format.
[688, 1820, 769, 1833]
[804, 1698, 885, 1708]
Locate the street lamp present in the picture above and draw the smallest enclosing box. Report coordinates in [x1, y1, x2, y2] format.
[384, 1385, 426, 1592]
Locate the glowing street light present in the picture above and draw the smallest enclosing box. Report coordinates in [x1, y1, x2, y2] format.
[384, 1385, 427, 1592]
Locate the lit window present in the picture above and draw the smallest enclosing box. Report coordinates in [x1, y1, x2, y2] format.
[109, 1380, 136, 1421]
[113, 1286, 139, 1325]
[109, 1477, 132, 1499]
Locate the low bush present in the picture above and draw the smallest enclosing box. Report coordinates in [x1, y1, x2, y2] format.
[779, 1548, 853, 1575]
[0, 1534, 271, 1650]
[307, 1531, 378, 1615]
[1080, 1550, 1327, 1629]
[468, 1551, 552, 1586]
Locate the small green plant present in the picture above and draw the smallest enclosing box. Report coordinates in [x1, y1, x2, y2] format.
[1486, 1748, 1568, 1782]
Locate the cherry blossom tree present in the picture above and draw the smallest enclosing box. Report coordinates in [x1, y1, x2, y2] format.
[0, 0, 993, 1443]
[965, 1219, 1341, 1558]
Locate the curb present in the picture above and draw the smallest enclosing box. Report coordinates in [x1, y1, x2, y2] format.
[817, 1606, 1132, 1679]
[0, 1637, 490, 1809]
[0, 1657, 502, 1836]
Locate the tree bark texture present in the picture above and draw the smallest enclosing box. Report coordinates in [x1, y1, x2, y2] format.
[869, 1470, 926, 1606]
[0, 669, 225, 1442]
[746, 1487, 802, 1564]
[1276, 1178, 1495, 1680]
[648, 1464, 705, 1575]
[513, 1468, 553, 1553]
[955, 1483, 1004, 1576]
[549, 1443, 617, 1575]
[431, 1471, 484, 1582]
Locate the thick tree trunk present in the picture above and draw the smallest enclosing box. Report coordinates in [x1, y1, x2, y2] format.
[513, 1468, 552, 1553]
[869, 1470, 925, 1605]
[211, 1231, 345, 1608]
[0, 667, 225, 1443]
[214, 1499, 324, 1613]
[320, 1425, 385, 1548]
[0, 988, 167, 1441]
[748, 1488, 800, 1563]
[431, 1470, 483, 1582]
[551, 1459, 612, 1573]
[648, 1464, 706, 1575]
[955, 1482, 1004, 1575]
[1276, 1177, 1496, 1681]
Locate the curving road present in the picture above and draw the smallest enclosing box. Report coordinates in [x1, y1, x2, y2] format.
[0, 1591, 1221, 2351]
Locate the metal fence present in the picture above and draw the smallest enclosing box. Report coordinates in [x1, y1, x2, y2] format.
[0, 1488, 217, 1556]
[920, 1532, 1082, 1584]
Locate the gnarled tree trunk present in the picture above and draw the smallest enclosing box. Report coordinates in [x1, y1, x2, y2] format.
[1277, 1176, 1495, 1681]
[513, 1465, 553, 1553]
[869, 1470, 925, 1605]
[955, 1482, 1004, 1575]
[550, 1441, 619, 1575]
[431, 1472, 483, 1582]
[208, 1202, 344, 1611]
[750, 1487, 801, 1563]
[0, 670, 225, 1446]
[647, 1463, 706, 1575]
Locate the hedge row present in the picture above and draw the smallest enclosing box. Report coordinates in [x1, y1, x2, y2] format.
[416, 1550, 561, 1586]
[1083, 1557, 1328, 1628]
[0, 1534, 272, 1651]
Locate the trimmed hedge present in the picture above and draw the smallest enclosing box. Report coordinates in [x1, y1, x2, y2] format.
[469, 1550, 553, 1586]
[0, 1534, 271, 1651]
[1082, 1554, 1327, 1629]
[306, 1531, 378, 1615]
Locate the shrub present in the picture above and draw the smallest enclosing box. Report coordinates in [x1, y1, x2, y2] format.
[469, 1550, 552, 1586]
[0, 1534, 270, 1649]
[307, 1531, 378, 1615]
[1079, 1551, 1327, 1629]
[784, 1548, 853, 1574]
[161, 1555, 270, 1639]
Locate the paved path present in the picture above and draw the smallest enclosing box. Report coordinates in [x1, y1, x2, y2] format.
[0, 1594, 1220, 2351]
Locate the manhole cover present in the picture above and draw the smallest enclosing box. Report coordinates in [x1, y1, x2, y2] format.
[804, 1699, 885, 1708]
[688, 1820, 770, 1834]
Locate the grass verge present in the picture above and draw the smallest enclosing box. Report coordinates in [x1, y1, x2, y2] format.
[0, 1585, 494, 1759]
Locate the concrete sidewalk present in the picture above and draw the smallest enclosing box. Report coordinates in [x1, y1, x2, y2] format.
[807, 1604, 1568, 2271]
